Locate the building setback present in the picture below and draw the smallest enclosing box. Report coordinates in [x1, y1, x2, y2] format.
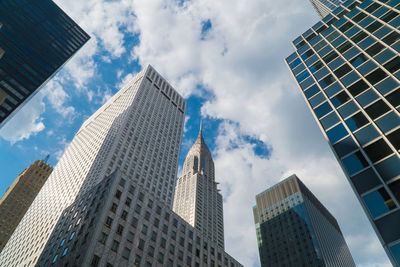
[285, 0, 400, 265]
[0, 0, 90, 128]
[173, 124, 225, 249]
[0, 65, 186, 266]
[0, 160, 53, 252]
[36, 170, 242, 267]
[253, 175, 355, 267]
[310, 0, 345, 18]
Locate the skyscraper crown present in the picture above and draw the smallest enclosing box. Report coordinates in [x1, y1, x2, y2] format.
[182, 121, 215, 180]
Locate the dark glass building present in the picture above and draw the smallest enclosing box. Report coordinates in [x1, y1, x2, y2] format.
[253, 175, 355, 267]
[286, 0, 400, 265]
[0, 0, 90, 128]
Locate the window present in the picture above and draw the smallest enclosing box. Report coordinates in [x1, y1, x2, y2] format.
[365, 69, 388, 85]
[52, 255, 58, 264]
[115, 190, 122, 200]
[383, 31, 400, 45]
[121, 210, 128, 220]
[364, 139, 393, 163]
[125, 197, 131, 207]
[375, 155, 400, 182]
[122, 248, 131, 260]
[69, 232, 75, 240]
[384, 57, 400, 73]
[131, 217, 138, 228]
[350, 53, 368, 67]
[356, 89, 378, 107]
[135, 255, 142, 266]
[333, 136, 358, 158]
[365, 100, 390, 119]
[351, 31, 367, 43]
[347, 79, 369, 96]
[310, 61, 323, 72]
[342, 151, 369, 176]
[375, 77, 399, 95]
[138, 238, 145, 250]
[389, 243, 400, 265]
[117, 224, 124, 235]
[158, 252, 164, 263]
[363, 188, 396, 218]
[354, 124, 380, 146]
[127, 231, 135, 243]
[314, 102, 332, 118]
[91, 255, 100, 267]
[105, 217, 113, 228]
[345, 112, 369, 131]
[387, 89, 400, 107]
[323, 51, 338, 63]
[334, 64, 352, 78]
[320, 111, 339, 130]
[389, 179, 400, 203]
[111, 240, 119, 252]
[62, 247, 68, 257]
[376, 112, 400, 133]
[110, 203, 117, 213]
[99, 232, 108, 244]
[331, 91, 350, 107]
[351, 168, 381, 195]
[338, 101, 358, 119]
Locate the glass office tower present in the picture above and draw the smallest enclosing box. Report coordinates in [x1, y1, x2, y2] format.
[253, 175, 355, 267]
[0, 0, 90, 128]
[286, 0, 400, 265]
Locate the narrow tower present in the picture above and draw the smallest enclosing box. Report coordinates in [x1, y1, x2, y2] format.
[173, 123, 224, 249]
[0, 160, 53, 252]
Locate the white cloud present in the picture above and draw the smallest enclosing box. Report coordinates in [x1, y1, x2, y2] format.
[43, 79, 76, 118]
[0, 91, 46, 144]
[130, 0, 391, 265]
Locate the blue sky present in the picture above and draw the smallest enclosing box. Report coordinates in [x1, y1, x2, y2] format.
[0, 0, 392, 266]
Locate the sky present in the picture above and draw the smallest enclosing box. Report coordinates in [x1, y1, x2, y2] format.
[0, 0, 392, 266]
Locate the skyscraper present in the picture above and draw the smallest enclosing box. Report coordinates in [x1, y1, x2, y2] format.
[173, 123, 224, 249]
[253, 175, 355, 267]
[0, 159, 53, 252]
[310, 0, 345, 18]
[0, 65, 186, 266]
[36, 170, 242, 267]
[286, 0, 400, 265]
[0, 0, 90, 128]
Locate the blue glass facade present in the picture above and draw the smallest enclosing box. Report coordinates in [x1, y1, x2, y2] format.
[286, 1, 400, 265]
[0, 0, 90, 127]
[253, 175, 355, 267]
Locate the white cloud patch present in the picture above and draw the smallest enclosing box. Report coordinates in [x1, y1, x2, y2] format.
[44, 79, 76, 118]
[130, 0, 391, 265]
[0, 91, 46, 144]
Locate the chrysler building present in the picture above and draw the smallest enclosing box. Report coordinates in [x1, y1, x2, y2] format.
[173, 123, 224, 249]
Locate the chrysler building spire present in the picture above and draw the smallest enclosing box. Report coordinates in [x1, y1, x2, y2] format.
[182, 122, 215, 180]
[173, 122, 224, 248]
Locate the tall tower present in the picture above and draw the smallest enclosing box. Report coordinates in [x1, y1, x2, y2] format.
[253, 175, 355, 267]
[0, 0, 90, 128]
[309, 0, 344, 18]
[0, 160, 53, 252]
[173, 123, 224, 249]
[286, 0, 400, 265]
[0, 65, 186, 266]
